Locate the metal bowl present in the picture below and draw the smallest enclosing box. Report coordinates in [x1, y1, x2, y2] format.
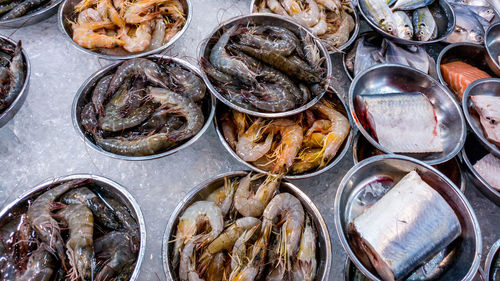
[352, 133, 467, 192]
[484, 239, 500, 281]
[348, 63, 466, 165]
[57, 0, 191, 60]
[199, 13, 332, 118]
[461, 133, 500, 206]
[0, 0, 62, 28]
[249, 0, 360, 52]
[436, 43, 496, 100]
[72, 55, 215, 161]
[485, 23, 500, 77]
[0, 173, 146, 280]
[462, 78, 500, 158]
[358, 0, 456, 45]
[162, 170, 332, 280]
[0, 36, 30, 128]
[213, 90, 353, 179]
[335, 155, 482, 281]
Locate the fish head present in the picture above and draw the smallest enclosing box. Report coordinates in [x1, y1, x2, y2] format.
[403, 25, 413, 39]
[380, 18, 398, 35]
[468, 30, 485, 43]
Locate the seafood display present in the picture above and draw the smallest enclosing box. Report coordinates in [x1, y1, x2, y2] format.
[218, 93, 350, 176]
[68, 0, 186, 55]
[445, 0, 497, 44]
[78, 57, 209, 157]
[355, 92, 443, 153]
[169, 173, 321, 281]
[0, 0, 54, 20]
[0, 40, 26, 114]
[471, 95, 500, 147]
[349, 171, 462, 281]
[0, 179, 141, 280]
[473, 153, 500, 191]
[202, 20, 328, 114]
[252, 0, 357, 51]
[441, 61, 491, 100]
[488, 244, 500, 281]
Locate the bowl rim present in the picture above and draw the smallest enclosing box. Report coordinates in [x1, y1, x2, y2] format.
[161, 170, 332, 281]
[57, 0, 192, 60]
[198, 13, 333, 118]
[0, 173, 147, 281]
[485, 22, 500, 72]
[348, 63, 467, 165]
[334, 154, 482, 281]
[71, 54, 215, 161]
[484, 239, 500, 281]
[0, 0, 63, 26]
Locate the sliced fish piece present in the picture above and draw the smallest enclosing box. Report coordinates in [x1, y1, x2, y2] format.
[473, 153, 500, 190]
[363, 0, 398, 35]
[349, 171, 462, 281]
[413, 7, 438, 41]
[393, 11, 414, 39]
[471, 95, 500, 147]
[392, 0, 435, 11]
[356, 92, 443, 153]
[440, 61, 491, 100]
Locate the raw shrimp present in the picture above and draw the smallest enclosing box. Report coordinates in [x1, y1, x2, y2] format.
[291, 148, 323, 173]
[243, 83, 296, 112]
[234, 174, 280, 217]
[75, 0, 99, 12]
[2, 42, 25, 108]
[317, 0, 341, 13]
[235, 118, 273, 162]
[291, 215, 317, 281]
[266, 0, 287, 15]
[231, 225, 259, 270]
[94, 231, 136, 281]
[221, 118, 237, 149]
[310, 8, 328, 36]
[281, 0, 301, 15]
[266, 119, 304, 174]
[179, 235, 203, 281]
[118, 77, 148, 118]
[95, 133, 175, 156]
[16, 246, 57, 281]
[164, 64, 206, 102]
[98, 101, 154, 132]
[238, 25, 299, 56]
[119, 21, 153, 52]
[172, 201, 223, 266]
[123, 0, 169, 23]
[148, 19, 166, 50]
[206, 252, 225, 281]
[81, 103, 100, 136]
[77, 8, 102, 24]
[206, 177, 236, 216]
[322, 12, 355, 48]
[91, 75, 112, 116]
[72, 21, 125, 49]
[294, 0, 321, 27]
[106, 198, 140, 248]
[59, 204, 94, 281]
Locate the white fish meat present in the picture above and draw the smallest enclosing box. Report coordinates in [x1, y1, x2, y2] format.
[349, 171, 462, 281]
[473, 153, 500, 190]
[356, 92, 443, 153]
[471, 95, 500, 147]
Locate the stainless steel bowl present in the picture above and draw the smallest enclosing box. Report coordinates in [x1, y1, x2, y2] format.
[484, 239, 500, 281]
[348, 63, 466, 165]
[0, 36, 30, 128]
[335, 155, 482, 281]
[358, 0, 456, 45]
[436, 42, 495, 100]
[72, 55, 215, 160]
[462, 78, 500, 158]
[485, 23, 500, 77]
[0, 0, 62, 28]
[352, 133, 467, 192]
[162, 170, 332, 280]
[199, 13, 332, 118]
[249, 0, 360, 52]
[0, 173, 146, 280]
[213, 90, 353, 179]
[461, 133, 500, 206]
[57, 0, 192, 60]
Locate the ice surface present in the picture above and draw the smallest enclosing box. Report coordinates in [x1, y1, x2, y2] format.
[0, 1, 498, 280]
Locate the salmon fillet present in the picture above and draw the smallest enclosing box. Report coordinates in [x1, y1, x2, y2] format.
[473, 153, 500, 191]
[471, 95, 500, 148]
[440, 61, 491, 100]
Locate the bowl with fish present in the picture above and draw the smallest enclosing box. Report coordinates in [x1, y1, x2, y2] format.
[162, 170, 332, 281]
[335, 154, 482, 281]
[214, 89, 353, 179]
[72, 55, 215, 160]
[0, 174, 146, 280]
[485, 239, 500, 281]
[0, 37, 30, 128]
[357, 0, 456, 45]
[250, 0, 360, 52]
[0, 0, 63, 28]
[485, 22, 500, 76]
[199, 13, 332, 118]
[437, 42, 496, 101]
[58, 0, 191, 59]
[352, 133, 467, 192]
[342, 31, 436, 80]
[461, 133, 500, 206]
[348, 63, 466, 165]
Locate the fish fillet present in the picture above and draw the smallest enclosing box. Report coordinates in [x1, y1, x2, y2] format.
[471, 95, 500, 147]
[440, 61, 491, 100]
[349, 171, 462, 281]
[357, 92, 443, 153]
[473, 153, 500, 191]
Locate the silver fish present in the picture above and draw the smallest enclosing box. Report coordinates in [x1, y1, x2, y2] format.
[391, 0, 435, 11]
[383, 40, 430, 73]
[353, 37, 385, 75]
[445, 9, 485, 43]
[413, 7, 438, 41]
[363, 0, 398, 35]
[387, 0, 397, 5]
[393, 11, 413, 39]
[349, 171, 461, 281]
[450, 3, 495, 21]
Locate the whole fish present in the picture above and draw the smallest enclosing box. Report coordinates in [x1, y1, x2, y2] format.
[391, 0, 435, 11]
[349, 171, 461, 281]
[445, 9, 485, 43]
[363, 0, 398, 35]
[413, 7, 438, 41]
[393, 11, 413, 39]
[450, 3, 495, 21]
[383, 40, 430, 73]
[353, 37, 384, 75]
[473, 153, 500, 190]
[386, 0, 397, 5]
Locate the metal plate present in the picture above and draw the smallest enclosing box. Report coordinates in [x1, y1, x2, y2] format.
[485, 23, 500, 77]
[484, 239, 500, 281]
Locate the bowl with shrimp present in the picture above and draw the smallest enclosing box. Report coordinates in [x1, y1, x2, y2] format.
[72, 54, 215, 160]
[57, 0, 191, 59]
[0, 174, 146, 280]
[199, 13, 333, 118]
[214, 89, 353, 179]
[162, 170, 332, 281]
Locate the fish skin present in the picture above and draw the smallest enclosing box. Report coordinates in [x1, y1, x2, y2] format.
[445, 8, 485, 43]
[354, 37, 384, 75]
[382, 39, 430, 73]
[349, 171, 462, 281]
[357, 92, 443, 153]
[393, 11, 413, 39]
[363, 0, 398, 35]
[473, 153, 500, 190]
[413, 7, 438, 41]
[471, 95, 500, 147]
[450, 3, 495, 21]
[391, 0, 434, 11]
